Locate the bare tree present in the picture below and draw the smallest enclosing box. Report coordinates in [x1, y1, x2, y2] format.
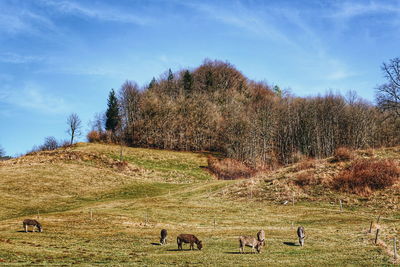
[376, 58, 400, 117]
[67, 113, 82, 145]
[40, 136, 59, 151]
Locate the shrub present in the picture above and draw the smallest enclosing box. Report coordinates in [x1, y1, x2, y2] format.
[332, 159, 400, 195]
[294, 159, 315, 172]
[330, 147, 353, 163]
[87, 130, 101, 143]
[294, 171, 319, 186]
[207, 156, 257, 180]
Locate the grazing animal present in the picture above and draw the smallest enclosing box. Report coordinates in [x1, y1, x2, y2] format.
[297, 226, 305, 247]
[257, 229, 266, 246]
[177, 234, 202, 250]
[239, 236, 263, 254]
[23, 219, 42, 233]
[160, 229, 168, 245]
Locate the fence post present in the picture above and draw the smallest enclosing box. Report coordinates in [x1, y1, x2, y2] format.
[339, 200, 343, 211]
[368, 221, 373, 233]
[90, 209, 93, 220]
[375, 229, 380, 244]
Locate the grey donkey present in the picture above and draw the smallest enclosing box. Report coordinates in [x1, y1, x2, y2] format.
[257, 229, 265, 246]
[297, 226, 305, 246]
[160, 229, 167, 245]
[23, 219, 42, 233]
[239, 236, 263, 254]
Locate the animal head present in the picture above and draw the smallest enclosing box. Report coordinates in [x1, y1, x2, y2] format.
[37, 223, 43, 232]
[196, 240, 203, 250]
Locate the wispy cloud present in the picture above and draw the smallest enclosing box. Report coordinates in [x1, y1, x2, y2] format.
[331, 1, 400, 19]
[0, 83, 69, 114]
[0, 5, 55, 35]
[39, 0, 151, 25]
[184, 1, 294, 45]
[0, 52, 44, 64]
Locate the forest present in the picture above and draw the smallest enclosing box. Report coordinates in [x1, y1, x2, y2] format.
[88, 59, 400, 167]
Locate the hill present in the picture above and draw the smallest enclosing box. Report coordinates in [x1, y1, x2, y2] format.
[0, 143, 398, 265]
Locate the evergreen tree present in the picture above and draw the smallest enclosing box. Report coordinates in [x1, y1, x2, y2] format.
[105, 89, 120, 132]
[148, 77, 157, 89]
[182, 70, 194, 95]
[167, 68, 174, 81]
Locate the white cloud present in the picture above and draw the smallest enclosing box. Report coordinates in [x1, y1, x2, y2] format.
[40, 0, 151, 25]
[0, 52, 44, 64]
[184, 2, 294, 45]
[331, 1, 400, 19]
[0, 7, 55, 35]
[0, 83, 69, 114]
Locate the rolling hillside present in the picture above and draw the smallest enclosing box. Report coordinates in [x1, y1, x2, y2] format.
[0, 143, 398, 266]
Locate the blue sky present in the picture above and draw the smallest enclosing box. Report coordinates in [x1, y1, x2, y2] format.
[1, 0, 399, 156]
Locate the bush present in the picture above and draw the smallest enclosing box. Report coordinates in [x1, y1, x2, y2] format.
[332, 159, 400, 195]
[294, 171, 319, 186]
[87, 130, 101, 143]
[294, 159, 315, 172]
[207, 156, 257, 180]
[330, 147, 353, 163]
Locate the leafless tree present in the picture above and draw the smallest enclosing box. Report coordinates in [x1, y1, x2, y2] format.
[376, 58, 400, 117]
[0, 145, 5, 157]
[67, 113, 82, 145]
[40, 136, 59, 151]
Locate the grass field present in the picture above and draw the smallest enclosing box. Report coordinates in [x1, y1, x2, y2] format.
[0, 143, 398, 266]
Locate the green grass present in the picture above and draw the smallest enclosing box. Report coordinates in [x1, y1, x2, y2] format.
[0, 143, 398, 266]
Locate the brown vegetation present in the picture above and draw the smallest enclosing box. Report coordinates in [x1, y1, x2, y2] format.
[294, 171, 319, 187]
[332, 159, 400, 195]
[330, 147, 353, 163]
[207, 156, 257, 180]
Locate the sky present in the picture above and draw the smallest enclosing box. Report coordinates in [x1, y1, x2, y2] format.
[1, 0, 400, 156]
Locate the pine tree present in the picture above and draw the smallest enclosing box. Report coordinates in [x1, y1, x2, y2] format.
[167, 69, 174, 81]
[105, 89, 120, 132]
[182, 70, 194, 95]
[148, 77, 157, 89]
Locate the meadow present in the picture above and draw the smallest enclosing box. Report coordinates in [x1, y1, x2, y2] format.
[0, 143, 398, 266]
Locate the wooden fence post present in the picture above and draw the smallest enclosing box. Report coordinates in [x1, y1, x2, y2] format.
[339, 200, 343, 211]
[368, 221, 373, 233]
[90, 209, 93, 220]
[375, 229, 380, 244]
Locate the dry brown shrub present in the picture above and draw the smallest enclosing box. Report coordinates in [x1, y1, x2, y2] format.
[330, 147, 353, 163]
[294, 171, 319, 186]
[87, 131, 101, 143]
[332, 159, 400, 195]
[294, 159, 315, 172]
[207, 156, 257, 180]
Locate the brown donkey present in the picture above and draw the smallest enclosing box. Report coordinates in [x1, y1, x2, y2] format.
[177, 234, 202, 250]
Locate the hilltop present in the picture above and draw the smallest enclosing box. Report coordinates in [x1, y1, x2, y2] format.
[0, 143, 399, 265]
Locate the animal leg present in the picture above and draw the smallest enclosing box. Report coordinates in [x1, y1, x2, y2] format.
[24, 224, 28, 233]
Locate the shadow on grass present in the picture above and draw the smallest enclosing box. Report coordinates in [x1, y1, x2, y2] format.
[166, 249, 193, 251]
[283, 242, 299, 246]
[151, 242, 161, 246]
[224, 252, 259, 254]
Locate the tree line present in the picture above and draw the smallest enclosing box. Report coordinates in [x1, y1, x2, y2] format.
[90, 59, 400, 167]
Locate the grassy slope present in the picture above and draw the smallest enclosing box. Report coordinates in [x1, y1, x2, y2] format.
[0, 143, 398, 266]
